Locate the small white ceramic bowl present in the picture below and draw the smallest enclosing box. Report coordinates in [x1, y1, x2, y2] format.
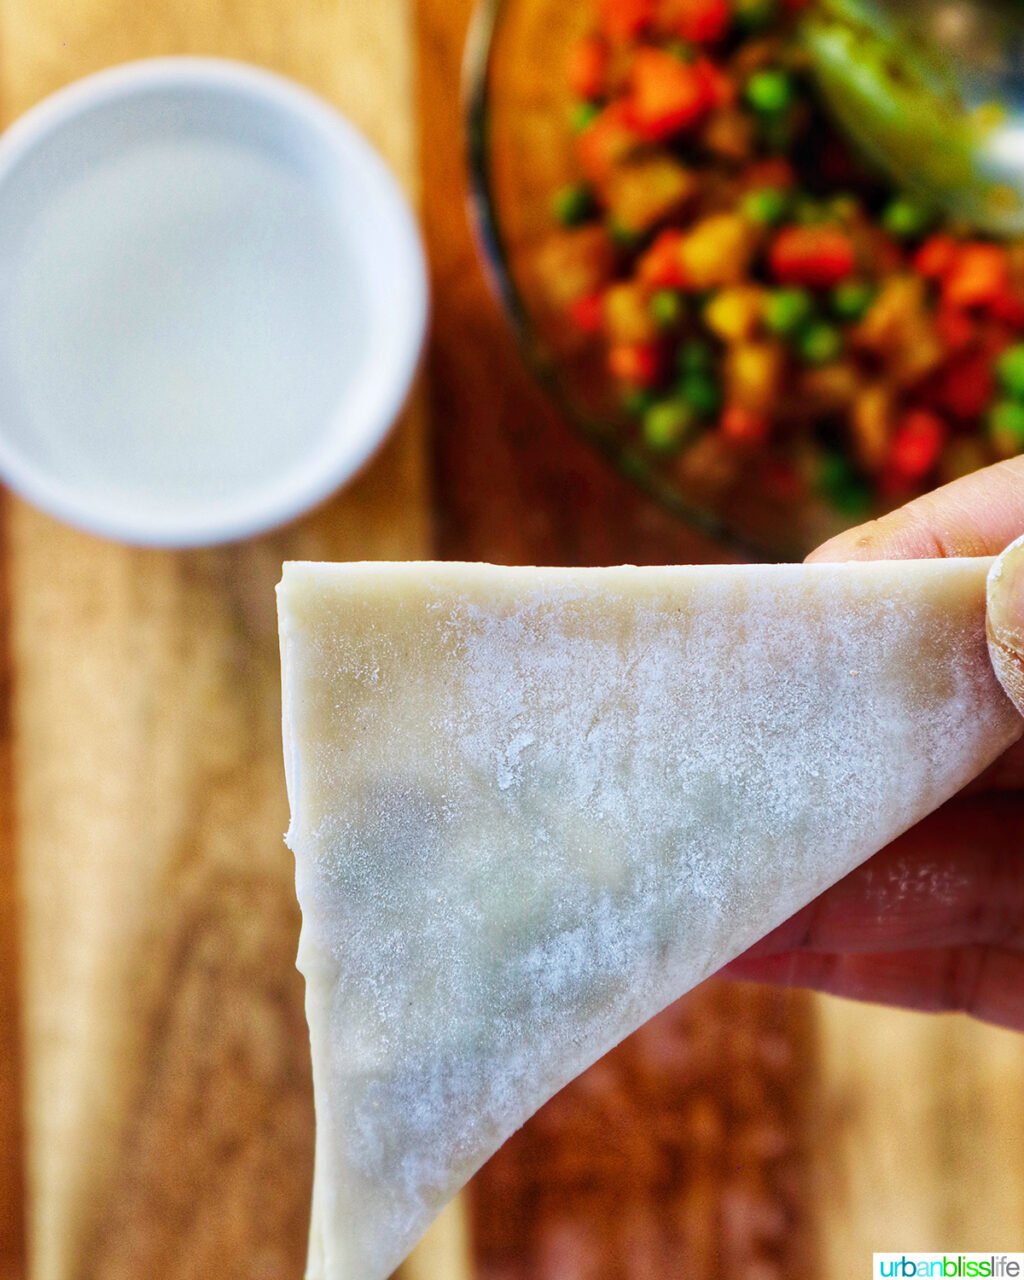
[0, 57, 428, 546]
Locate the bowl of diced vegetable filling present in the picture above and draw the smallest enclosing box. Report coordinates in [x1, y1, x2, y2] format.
[466, 0, 1024, 557]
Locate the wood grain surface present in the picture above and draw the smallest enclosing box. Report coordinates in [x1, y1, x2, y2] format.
[0, 493, 26, 1280]
[0, 2, 432, 1278]
[1, 0, 1024, 1278]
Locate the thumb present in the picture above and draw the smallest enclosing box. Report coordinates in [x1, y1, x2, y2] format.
[988, 533, 1024, 717]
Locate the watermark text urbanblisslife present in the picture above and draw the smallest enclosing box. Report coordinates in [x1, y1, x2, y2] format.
[874, 1256, 1023, 1278]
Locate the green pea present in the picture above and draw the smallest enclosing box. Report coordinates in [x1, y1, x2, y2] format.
[571, 101, 600, 133]
[988, 400, 1024, 450]
[818, 453, 870, 516]
[650, 289, 685, 328]
[745, 69, 794, 115]
[552, 183, 595, 227]
[829, 478, 872, 517]
[799, 322, 844, 365]
[881, 195, 935, 240]
[677, 339, 715, 374]
[763, 288, 814, 336]
[830, 280, 876, 322]
[996, 343, 1024, 401]
[677, 371, 722, 418]
[741, 186, 790, 226]
[643, 400, 697, 452]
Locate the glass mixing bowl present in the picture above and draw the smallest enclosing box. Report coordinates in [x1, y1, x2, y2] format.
[463, 0, 1014, 559]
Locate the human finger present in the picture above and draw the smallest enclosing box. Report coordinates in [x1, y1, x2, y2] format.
[988, 533, 1024, 717]
[806, 457, 1024, 563]
[724, 945, 1024, 1032]
[732, 796, 1024, 957]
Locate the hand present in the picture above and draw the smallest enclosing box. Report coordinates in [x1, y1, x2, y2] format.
[723, 456, 1024, 1031]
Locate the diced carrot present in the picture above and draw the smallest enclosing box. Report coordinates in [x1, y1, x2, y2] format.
[692, 55, 736, 107]
[942, 243, 1010, 309]
[627, 47, 714, 141]
[914, 234, 959, 280]
[677, 0, 732, 45]
[577, 102, 642, 184]
[935, 304, 975, 351]
[568, 291, 606, 334]
[887, 408, 946, 478]
[769, 225, 856, 288]
[599, 0, 655, 42]
[638, 229, 688, 287]
[720, 404, 771, 446]
[604, 281, 659, 343]
[568, 35, 610, 101]
[609, 342, 661, 385]
[702, 107, 755, 160]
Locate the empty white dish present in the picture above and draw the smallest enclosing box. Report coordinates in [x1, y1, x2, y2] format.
[0, 57, 428, 546]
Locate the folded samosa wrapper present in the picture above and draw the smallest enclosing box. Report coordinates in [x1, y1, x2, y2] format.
[278, 558, 1021, 1280]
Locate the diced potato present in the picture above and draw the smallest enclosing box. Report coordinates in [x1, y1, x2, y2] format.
[798, 361, 859, 415]
[533, 226, 617, 307]
[603, 281, 658, 343]
[680, 214, 757, 289]
[852, 276, 944, 387]
[850, 384, 893, 472]
[704, 286, 764, 343]
[890, 329, 944, 388]
[604, 156, 697, 233]
[724, 341, 784, 413]
[853, 276, 923, 349]
[702, 108, 756, 162]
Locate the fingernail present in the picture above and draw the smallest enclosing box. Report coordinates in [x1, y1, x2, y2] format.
[987, 533, 1024, 715]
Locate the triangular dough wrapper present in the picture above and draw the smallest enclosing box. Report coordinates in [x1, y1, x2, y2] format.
[278, 558, 1021, 1280]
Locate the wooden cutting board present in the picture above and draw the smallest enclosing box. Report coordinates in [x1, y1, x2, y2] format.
[1, 0, 1024, 1278]
[0, 2, 440, 1278]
